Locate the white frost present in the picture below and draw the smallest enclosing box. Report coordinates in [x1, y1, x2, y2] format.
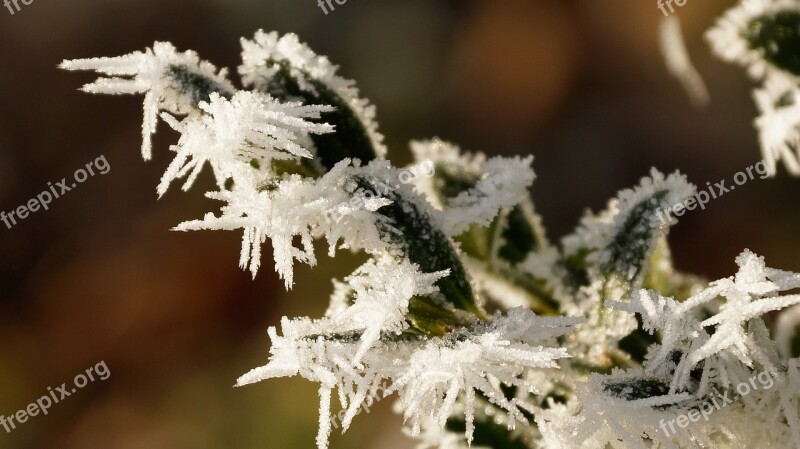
[61, 42, 235, 160]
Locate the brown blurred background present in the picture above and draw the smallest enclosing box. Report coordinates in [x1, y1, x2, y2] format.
[1, 0, 799, 448]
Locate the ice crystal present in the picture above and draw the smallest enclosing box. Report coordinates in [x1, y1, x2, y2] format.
[671, 250, 800, 388]
[330, 256, 450, 364]
[61, 42, 235, 160]
[409, 139, 535, 236]
[158, 91, 333, 196]
[237, 308, 576, 449]
[173, 160, 391, 286]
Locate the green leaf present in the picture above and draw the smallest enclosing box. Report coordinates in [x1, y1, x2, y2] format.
[603, 377, 671, 401]
[597, 190, 669, 300]
[448, 200, 561, 314]
[166, 64, 234, 105]
[301, 328, 427, 344]
[641, 237, 707, 301]
[355, 175, 482, 316]
[431, 160, 560, 313]
[252, 61, 380, 171]
[617, 315, 659, 364]
[407, 296, 475, 336]
[269, 158, 324, 179]
[560, 248, 591, 291]
[497, 204, 539, 264]
[430, 162, 481, 205]
[454, 218, 500, 262]
[456, 204, 543, 265]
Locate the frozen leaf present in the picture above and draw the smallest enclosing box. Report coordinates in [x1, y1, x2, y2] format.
[240, 31, 385, 169]
[563, 168, 695, 303]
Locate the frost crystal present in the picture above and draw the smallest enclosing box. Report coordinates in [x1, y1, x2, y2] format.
[239, 308, 576, 449]
[173, 160, 391, 286]
[330, 256, 449, 364]
[158, 91, 333, 195]
[61, 42, 235, 160]
[410, 139, 535, 236]
[670, 250, 800, 387]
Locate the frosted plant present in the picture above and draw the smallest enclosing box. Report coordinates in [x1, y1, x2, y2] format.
[599, 251, 800, 448]
[62, 30, 800, 449]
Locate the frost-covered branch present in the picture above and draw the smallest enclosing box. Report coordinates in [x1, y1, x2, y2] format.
[62, 28, 800, 449]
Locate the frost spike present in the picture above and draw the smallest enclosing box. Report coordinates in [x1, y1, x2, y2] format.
[61, 42, 236, 160]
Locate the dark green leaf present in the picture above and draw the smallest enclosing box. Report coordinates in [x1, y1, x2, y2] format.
[252, 61, 380, 171]
[166, 64, 233, 105]
[356, 175, 482, 316]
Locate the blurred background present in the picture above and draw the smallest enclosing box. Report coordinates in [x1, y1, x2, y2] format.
[1, 0, 799, 447]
